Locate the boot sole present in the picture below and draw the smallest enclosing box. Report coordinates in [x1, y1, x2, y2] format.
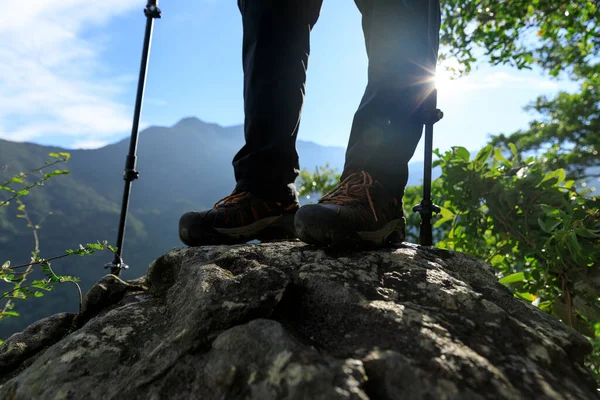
[180, 213, 297, 246]
[295, 217, 405, 249]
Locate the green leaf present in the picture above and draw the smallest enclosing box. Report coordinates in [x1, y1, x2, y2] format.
[434, 207, 455, 227]
[489, 254, 505, 265]
[539, 169, 567, 186]
[474, 145, 493, 164]
[569, 230, 582, 253]
[452, 147, 470, 162]
[41, 262, 52, 274]
[9, 275, 24, 284]
[34, 291, 44, 298]
[540, 204, 559, 216]
[515, 292, 537, 302]
[574, 228, 600, 238]
[2, 311, 19, 317]
[538, 217, 562, 233]
[508, 143, 518, 157]
[86, 243, 103, 251]
[500, 272, 526, 284]
[493, 147, 511, 166]
[58, 275, 80, 283]
[44, 170, 70, 179]
[538, 217, 552, 233]
[30, 279, 52, 290]
[538, 300, 553, 312]
[554, 169, 566, 184]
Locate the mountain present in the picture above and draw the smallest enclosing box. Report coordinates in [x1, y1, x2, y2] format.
[0, 117, 437, 337]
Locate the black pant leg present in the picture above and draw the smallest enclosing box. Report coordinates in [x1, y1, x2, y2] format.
[344, 0, 441, 199]
[233, 0, 323, 203]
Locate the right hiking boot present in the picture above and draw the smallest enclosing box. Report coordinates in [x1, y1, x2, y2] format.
[178, 190, 299, 246]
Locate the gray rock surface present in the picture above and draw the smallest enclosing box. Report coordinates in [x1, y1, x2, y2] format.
[0, 242, 596, 399]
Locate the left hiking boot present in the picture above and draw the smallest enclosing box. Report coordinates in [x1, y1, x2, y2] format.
[179, 191, 299, 246]
[294, 171, 406, 248]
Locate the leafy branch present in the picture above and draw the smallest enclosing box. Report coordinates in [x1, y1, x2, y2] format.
[0, 152, 71, 209]
[0, 153, 113, 326]
[1, 241, 116, 320]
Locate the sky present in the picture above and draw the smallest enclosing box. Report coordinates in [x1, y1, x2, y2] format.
[0, 0, 581, 161]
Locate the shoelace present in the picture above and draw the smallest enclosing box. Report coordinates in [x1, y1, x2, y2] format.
[213, 190, 248, 208]
[214, 191, 293, 210]
[318, 171, 380, 222]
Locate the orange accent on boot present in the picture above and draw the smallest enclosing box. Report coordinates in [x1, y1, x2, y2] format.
[214, 190, 248, 208]
[284, 203, 298, 212]
[318, 171, 379, 222]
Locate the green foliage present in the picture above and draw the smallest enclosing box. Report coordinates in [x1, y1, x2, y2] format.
[0, 153, 115, 337]
[433, 145, 599, 330]
[440, 0, 598, 77]
[0, 152, 71, 210]
[441, 0, 600, 209]
[0, 241, 115, 321]
[490, 74, 600, 180]
[431, 144, 600, 381]
[297, 164, 342, 202]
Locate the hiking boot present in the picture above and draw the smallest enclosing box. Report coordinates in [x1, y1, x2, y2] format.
[179, 191, 299, 246]
[294, 171, 405, 248]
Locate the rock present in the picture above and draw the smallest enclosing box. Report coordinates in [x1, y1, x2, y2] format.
[198, 319, 368, 399]
[0, 312, 75, 382]
[73, 274, 148, 328]
[0, 242, 596, 399]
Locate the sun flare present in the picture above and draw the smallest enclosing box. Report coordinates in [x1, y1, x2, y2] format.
[435, 60, 468, 93]
[434, 62, 463, 93]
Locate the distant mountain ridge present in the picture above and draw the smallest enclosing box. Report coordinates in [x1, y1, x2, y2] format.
[0, 117, 437, 337]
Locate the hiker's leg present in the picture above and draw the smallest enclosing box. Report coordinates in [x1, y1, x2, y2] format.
[233, 0, 323, 204]
[343, 0, 441, 199]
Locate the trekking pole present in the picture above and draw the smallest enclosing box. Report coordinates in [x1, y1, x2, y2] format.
[105, 0, 161, 276]
[413, 88, 443, 246]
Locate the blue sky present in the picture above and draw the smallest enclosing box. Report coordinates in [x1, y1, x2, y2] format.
[1, 0, 579, 161]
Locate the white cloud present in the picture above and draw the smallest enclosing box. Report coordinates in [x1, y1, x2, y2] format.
[0, 0, 140, 146]
[145, 98, 168, 106]
[471, 71, 560, 90]
[436, 69, 561, 93]
[71, 139, 110, 149]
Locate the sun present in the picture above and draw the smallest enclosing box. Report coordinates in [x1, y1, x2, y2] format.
[433, 61, 466, 94]
[434, 67, 452, 90]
